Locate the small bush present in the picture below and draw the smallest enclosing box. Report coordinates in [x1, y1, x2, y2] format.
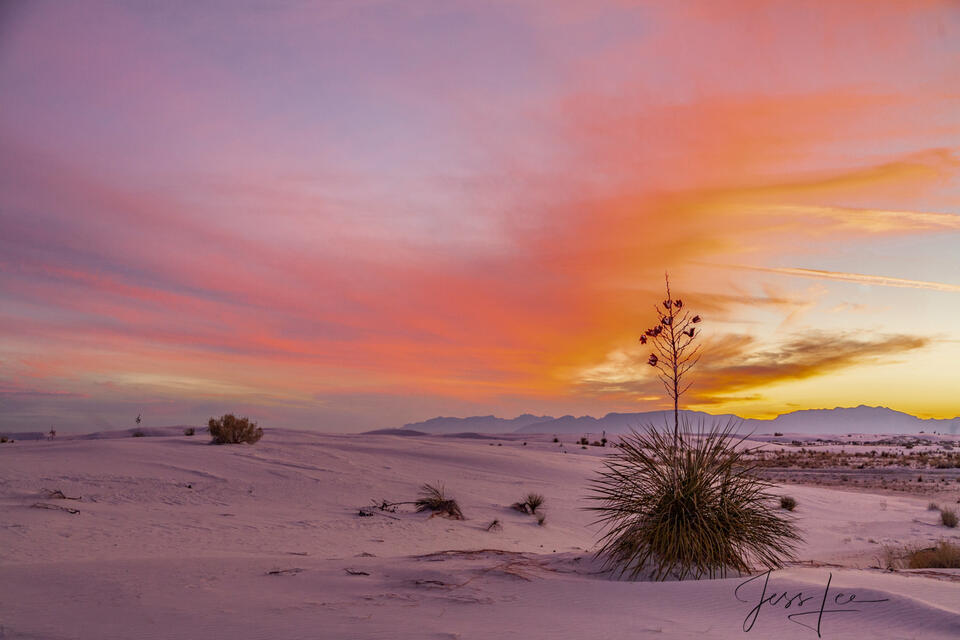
[942, 509, 958, 528]
[184, 427, 196, 436]
[928, 502, 940, 511]
[132, 430, 145, 438]
[908, 540, 960, 568]
[486, 519, 502, 532]
[553, 437, 559, 443]
[415, 483, 463, 520]
[0, 436, 8, 443]
[208, 414, 263, 445]
[780, 496, 797, 511]
[537, 513, 546, 526]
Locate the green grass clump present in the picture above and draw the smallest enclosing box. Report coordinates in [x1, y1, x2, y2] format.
[208, 414, 263, 445]
[588, 420, 799, 580]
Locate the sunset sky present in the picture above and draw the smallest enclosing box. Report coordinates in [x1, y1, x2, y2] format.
[1, 1, 959, 433]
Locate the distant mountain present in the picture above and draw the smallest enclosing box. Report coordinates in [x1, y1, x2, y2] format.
[514, 410, 738, 435]
[742, 405, 960, 436]
[395, 406, 960, 436]
[397, 413, 554, 434]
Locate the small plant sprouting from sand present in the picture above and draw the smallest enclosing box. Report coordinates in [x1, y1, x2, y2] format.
[414, 483, 464, 520]
[589, 420, 800, 580]
[780, 496, 797, 511]
[536, 513, 546, 526]
[512, 493, 545, 515]
[208, 414, 263, 445]
[928, 502, 940, 511]
[486, 519, 502, 532]
[941, 508, 958, 528]
[184, 427, 196, 436]
[132, 430, 145, 437]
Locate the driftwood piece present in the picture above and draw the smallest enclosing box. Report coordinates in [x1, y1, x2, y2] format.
[42, 488, 81, 500]
[267, 568, 303, 576]
[31, 502, 80, 514]
[345, 568, 370, 576]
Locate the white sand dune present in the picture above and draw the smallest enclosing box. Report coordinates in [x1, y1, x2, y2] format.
[2, 429, 958, 639]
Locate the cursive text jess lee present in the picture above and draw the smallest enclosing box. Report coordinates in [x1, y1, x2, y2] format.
[735, 569, 889, 637]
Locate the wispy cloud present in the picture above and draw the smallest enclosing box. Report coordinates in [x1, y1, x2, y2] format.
[725, 265, 960, 293]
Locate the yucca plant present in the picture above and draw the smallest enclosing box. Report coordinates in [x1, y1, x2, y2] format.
[512, 493, 545, 514]
[588, 419, 799, 580]
[415, 483, 464, 520]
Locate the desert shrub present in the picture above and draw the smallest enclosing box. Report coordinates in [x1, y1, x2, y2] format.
[208, 414, 263, 445]
[415, 483, 463, 520]
[537, 513, 546, 526]
[513, 493, 545, 514]
[486, 519, 502, 532]
[511, 501, 530, 514]
[525, 493, 545, 513]
[553, 437, 559, 443]
[132, 430, 145, 437]
[184, 427, 196, 436]
[0, 436, 7, 443]
[908, 540, 960, 568]
[928, 502, 940, 511]
[941, 509, 958, 528]
[780, 496, 797, 511]
[588, 420, 799, 580]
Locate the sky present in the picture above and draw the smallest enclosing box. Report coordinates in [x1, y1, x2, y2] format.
[1, 1, 959, 433]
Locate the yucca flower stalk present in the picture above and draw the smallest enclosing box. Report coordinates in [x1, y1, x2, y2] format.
[641, 273, 701, 445]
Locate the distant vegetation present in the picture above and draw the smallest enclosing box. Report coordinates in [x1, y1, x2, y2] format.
[942, 509, 958, 528]
[208, 414, 263, 445]
[780, 496, 797, 511]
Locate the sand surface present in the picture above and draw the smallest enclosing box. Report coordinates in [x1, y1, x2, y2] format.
[2, 429, 958, 639]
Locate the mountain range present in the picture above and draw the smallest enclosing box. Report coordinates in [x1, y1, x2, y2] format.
[394, 406, 960, 436]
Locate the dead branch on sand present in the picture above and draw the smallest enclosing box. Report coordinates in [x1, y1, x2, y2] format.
[31, 502, 80, 514]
